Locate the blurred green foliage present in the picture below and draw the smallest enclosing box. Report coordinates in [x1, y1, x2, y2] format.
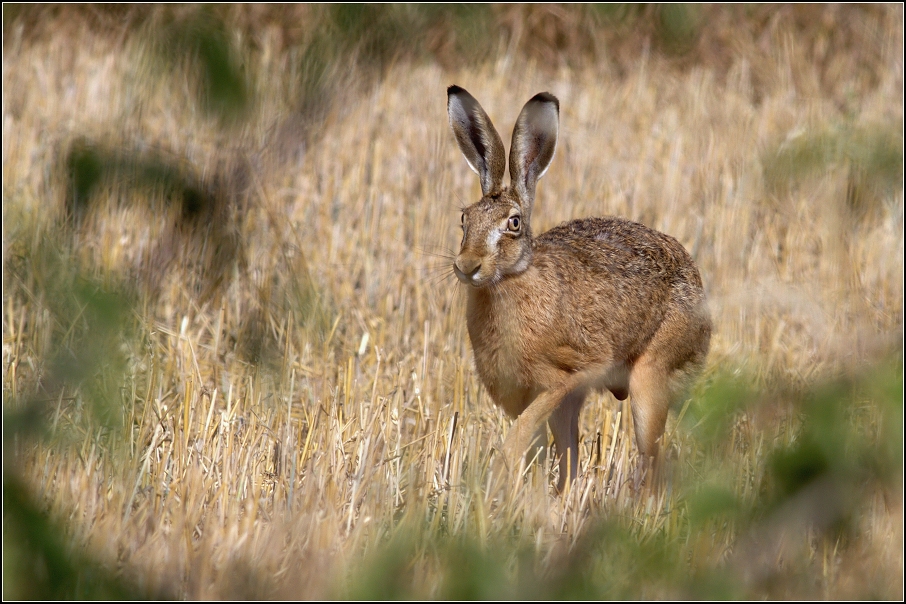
[762, 122, 904, 220]
[288, 4, 497, 130]
[320, 4, 496, 69]
[681, 372, 756, 449]
[4, 237, 135, 440]
[2, 241, 157, 598]
[656, 3, 702, 54]
[764, 360, 903, 501]
[3, 475, 167, 600]
[152, 9, 249, 124]
[341, 515, 736, 599]
[64, 139, 212, 222]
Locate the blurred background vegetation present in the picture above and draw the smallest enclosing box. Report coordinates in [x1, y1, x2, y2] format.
[3, 3, 902, 599]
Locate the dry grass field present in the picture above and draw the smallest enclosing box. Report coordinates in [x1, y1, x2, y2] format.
[3, 4, 903, 599]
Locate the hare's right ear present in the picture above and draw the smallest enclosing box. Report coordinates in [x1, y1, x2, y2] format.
[447, 85, 506, 197]
[509, 92, 559, 213]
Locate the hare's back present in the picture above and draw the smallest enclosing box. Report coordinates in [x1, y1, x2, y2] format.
[527, 216, 704, 364]
[535, 217, 703, 292]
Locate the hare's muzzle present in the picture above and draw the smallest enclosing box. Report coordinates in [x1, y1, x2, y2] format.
[453, 253, 483, 285]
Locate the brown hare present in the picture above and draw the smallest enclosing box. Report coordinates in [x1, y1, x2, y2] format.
[447, 85, 711, 492]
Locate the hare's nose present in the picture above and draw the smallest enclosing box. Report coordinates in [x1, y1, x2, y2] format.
[453, 255, 482, 284]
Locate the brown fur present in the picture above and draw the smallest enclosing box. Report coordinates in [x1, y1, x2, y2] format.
[447, 86, 711, 492]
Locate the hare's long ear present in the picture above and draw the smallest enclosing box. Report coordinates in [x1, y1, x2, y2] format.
[509, 92, 559, 215]
[447, 85, 506, 197]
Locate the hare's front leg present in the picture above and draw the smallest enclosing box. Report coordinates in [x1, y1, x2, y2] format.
[501, 384, 570, 477]
[547, 388, 587, 492]
[502, 376, 587, 489]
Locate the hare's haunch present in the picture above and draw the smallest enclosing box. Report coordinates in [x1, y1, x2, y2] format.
[447, 85, 711, 491]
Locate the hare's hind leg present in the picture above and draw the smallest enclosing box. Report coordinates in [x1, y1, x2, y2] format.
[629, 307, 708, 459]
[626, 359, 675, 491]
[526, 423, 549, 466]
[627, 313, 708, 489]
[628, 358, 675, 459]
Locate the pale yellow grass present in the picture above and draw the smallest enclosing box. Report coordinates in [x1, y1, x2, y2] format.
[3, 8, 903, 599]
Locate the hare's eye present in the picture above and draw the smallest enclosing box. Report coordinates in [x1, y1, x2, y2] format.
[507, 215, 521, 232]
[460, 213, 465, 227]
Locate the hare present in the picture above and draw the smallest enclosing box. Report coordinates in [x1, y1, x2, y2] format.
[447, 85, 711, 492]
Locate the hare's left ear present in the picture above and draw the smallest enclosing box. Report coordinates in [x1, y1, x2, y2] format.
[509, 92, 559, 216]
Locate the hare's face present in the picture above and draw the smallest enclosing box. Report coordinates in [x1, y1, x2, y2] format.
[453, 191, 532, 287]
[447, 86, 557, 287]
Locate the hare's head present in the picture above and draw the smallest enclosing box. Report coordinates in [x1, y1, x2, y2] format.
[447, 86, 559, 287]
